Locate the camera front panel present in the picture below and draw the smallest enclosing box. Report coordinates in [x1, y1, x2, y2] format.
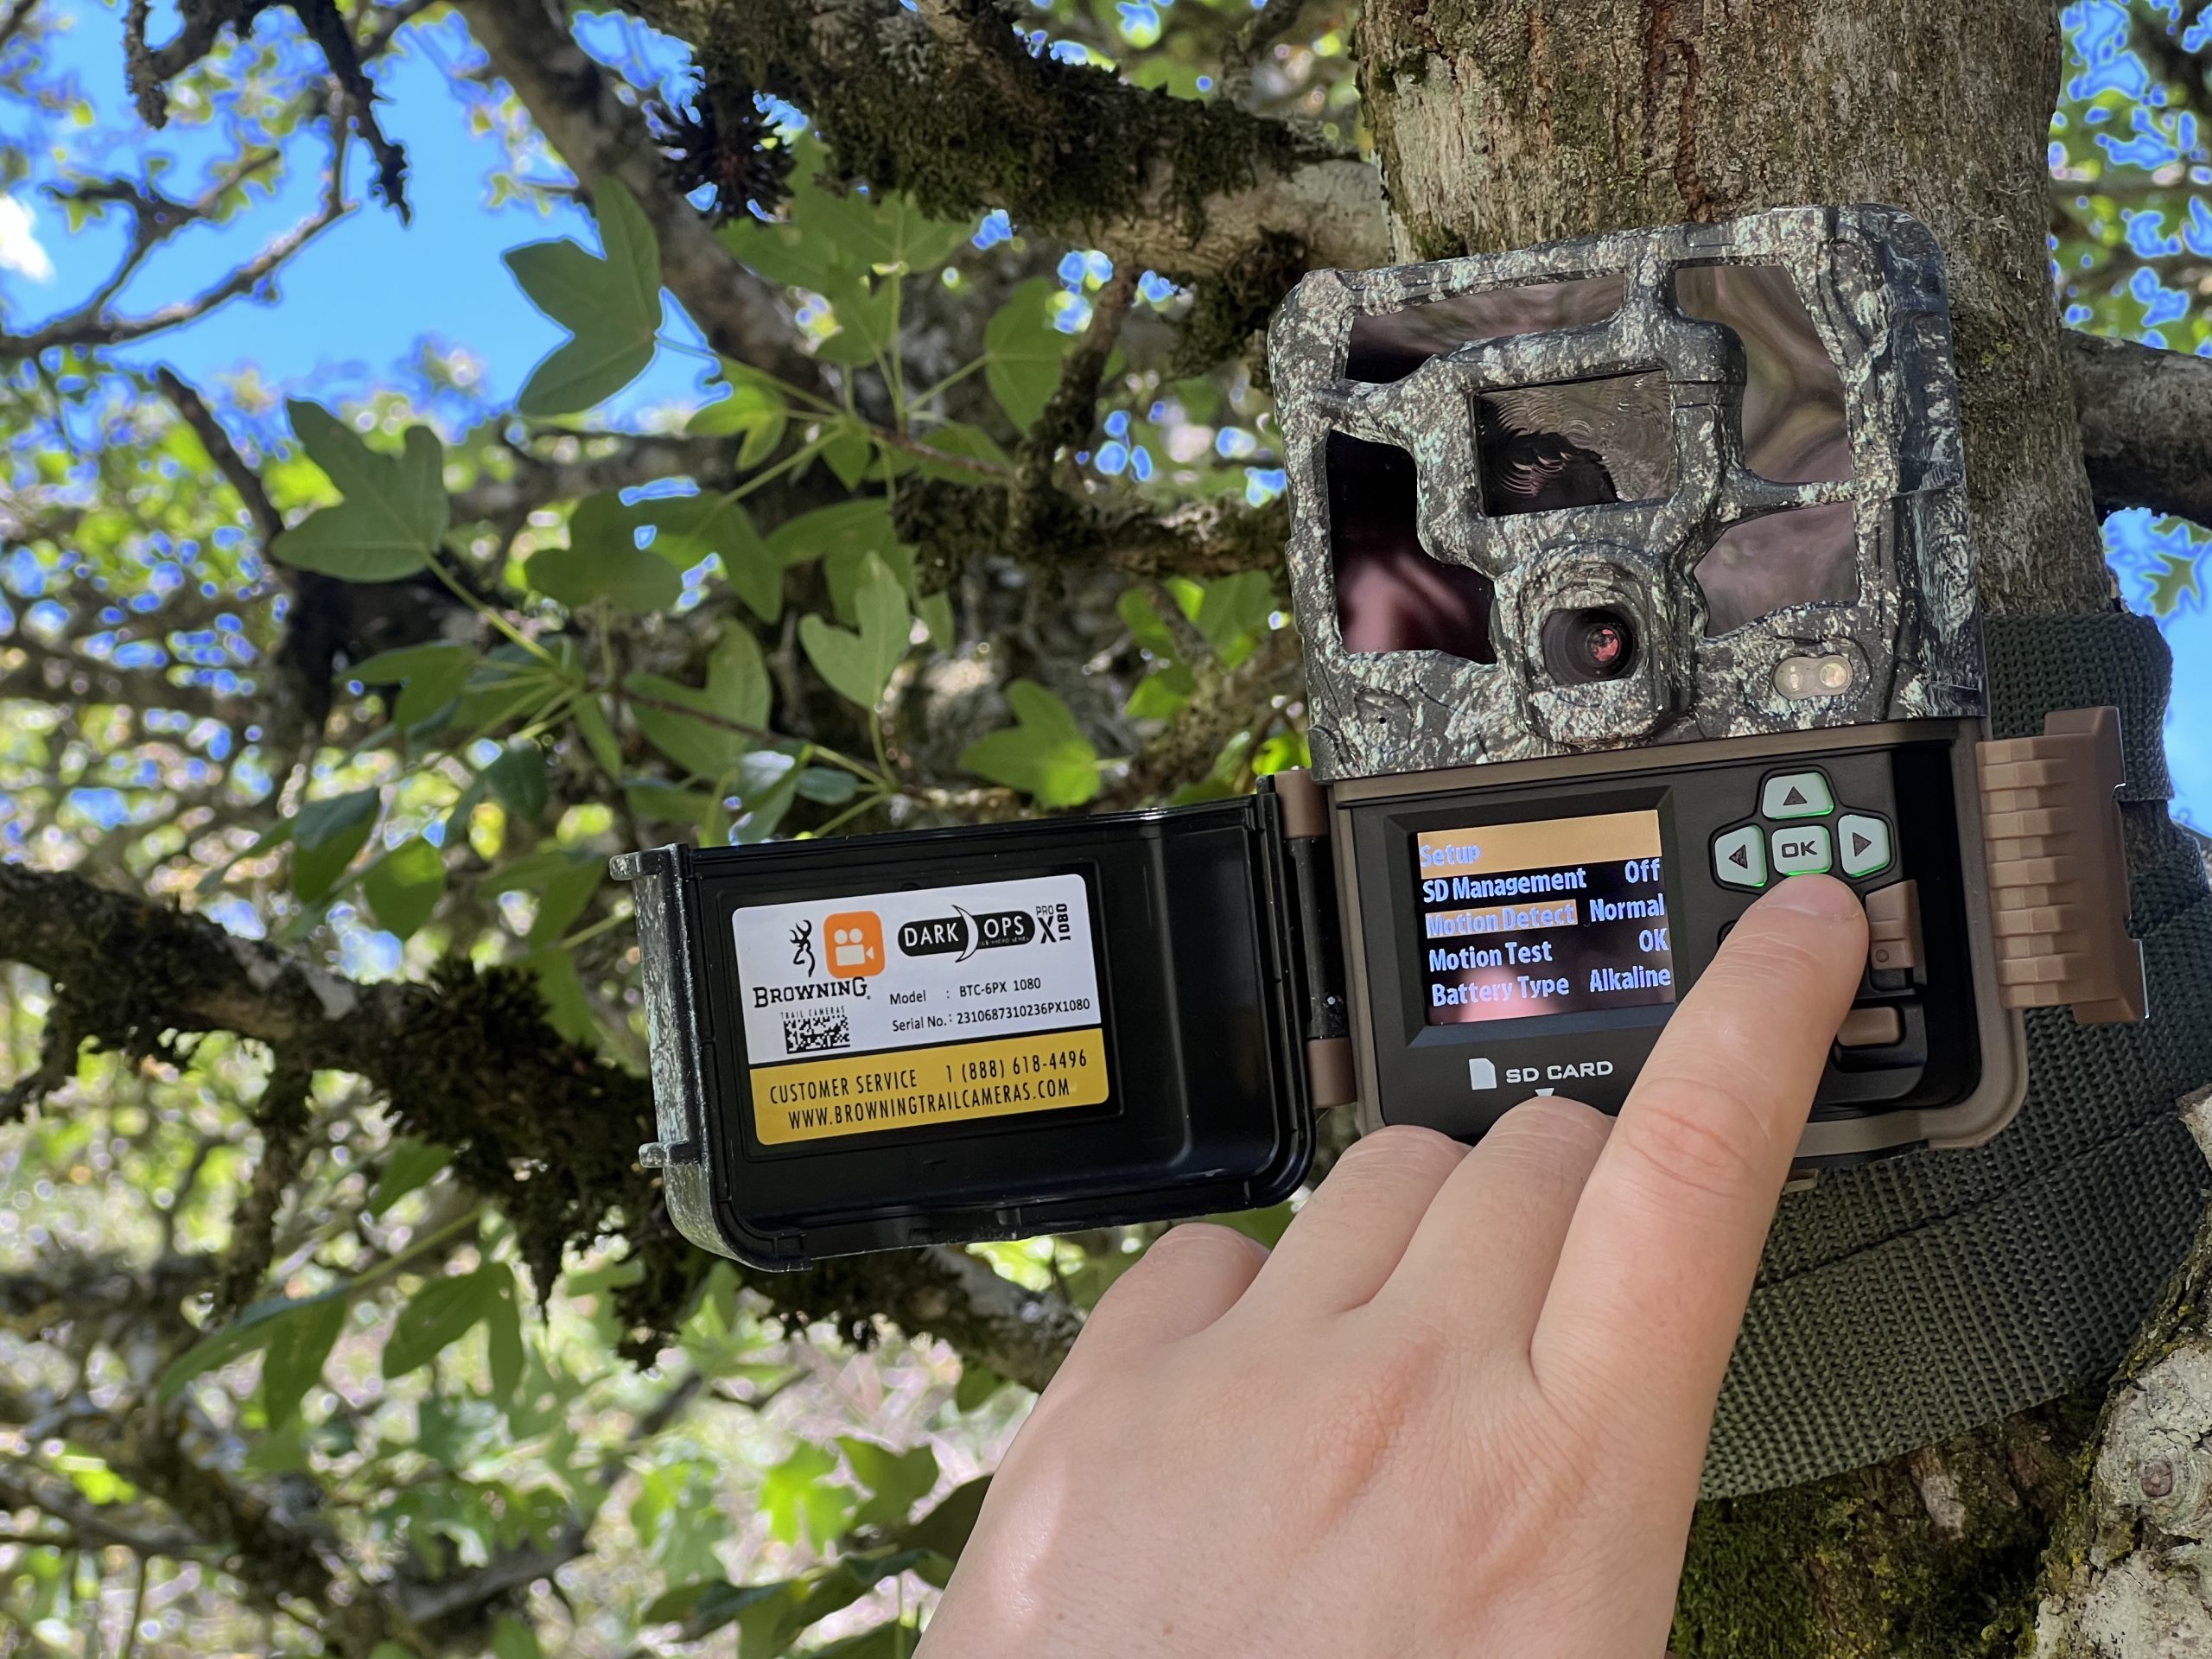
[1272, 206, 1980, 784]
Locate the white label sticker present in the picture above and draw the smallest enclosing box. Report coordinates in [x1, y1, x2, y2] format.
[732, 874, 1109, 1144]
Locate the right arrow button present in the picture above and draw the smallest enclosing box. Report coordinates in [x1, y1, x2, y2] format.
[1837, 811, 1893, 879]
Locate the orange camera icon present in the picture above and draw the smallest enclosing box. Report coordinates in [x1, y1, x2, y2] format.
[823, 911, 886, 977]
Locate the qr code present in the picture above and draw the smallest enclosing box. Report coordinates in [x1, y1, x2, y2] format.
[783, 1009, 850, 1055]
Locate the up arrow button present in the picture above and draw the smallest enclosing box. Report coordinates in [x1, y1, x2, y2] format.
[1762, 770, 1835, 819]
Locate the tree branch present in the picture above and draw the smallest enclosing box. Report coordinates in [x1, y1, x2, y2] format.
[692, 0, 1389, 282]
[156, 367, 282, 543]
[1010, 265, 1137, 545]
[1217, 0, 1316, 105]
[454, 0, 825, 393]
[0, 861, 1081, 1388]
[2064, 328, 2212, 526]
[449, 433, 741, 527]
[900, 476, 1290, 593]
[0, 145, 352, 359]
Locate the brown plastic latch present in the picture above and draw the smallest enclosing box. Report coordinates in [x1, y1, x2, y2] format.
[1975, 707, 2146, 1025]
[1306, 1038, 1356, 1109]
[1866, 880, 1925, 975]
[1274, 766, 1330, 840]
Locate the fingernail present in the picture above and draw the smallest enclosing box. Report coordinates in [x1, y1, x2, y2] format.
[1760, 873, 1864, 920]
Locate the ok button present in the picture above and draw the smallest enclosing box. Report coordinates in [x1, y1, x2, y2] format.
[1769, 824, 1834, 876]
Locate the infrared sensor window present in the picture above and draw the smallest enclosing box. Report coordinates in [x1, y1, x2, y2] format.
[1673, 264, 1861, 635]
[1476, 371, 1673, 516]
[1344, 274, 1626, 385]
[1696, 502, 1860, 636]
[1325, 430, 1497, 663]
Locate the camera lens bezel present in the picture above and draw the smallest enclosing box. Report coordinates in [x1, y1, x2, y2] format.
[1541, 606, 1640, 686]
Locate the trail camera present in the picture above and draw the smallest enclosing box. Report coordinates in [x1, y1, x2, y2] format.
[616, 206, 2145, 1269]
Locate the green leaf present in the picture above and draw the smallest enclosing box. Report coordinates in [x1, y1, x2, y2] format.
[914, 420, 1012, 480]
[810, 1621, 924, 1659]
[352, 641, 477, 728]
[529, 495, 684, 611]
[918, 589, 954, 651]
[687, 364, 789, 471]
[986, 277, 1071, 429]
[841, 1438, 938, 1530]
[1117, 586, 1182, 659]
[643, 493, 781, 622]
[626, 781, 720, 828]
[383, 1264, 503, 1379]
[760, 1441, 855, 1547]
[1126, 663, 1196, 721]
[804, 178, 968, 273]
[818, 417, 875, 485]
[895, 1474, 992, 1563]
[959, 681, 1102, 806]
[506, 179, 664, 416]
[795, 765, 858, 805]
[361, 836, 446, 940]
[731, 751, 803, 843]
[485, 743, 550, 822]
[367, 1137, 451, 1217]
[483, 849, 604, 945]
[483, 1264, 524, 1404]
[1193, 569, 1275, 664]
[290, 788, 380, 903]
[766, 499, 898, 572]
[160, 1292, 344, 1402]
[798, 554, 910, 708]
[452, 644, 579, 736]
[2149, 550, 2202, 615]
[261, 1294, 346, 1428]
[524, 946, 597, 1046]
[953, 1363, 1005, 1413]
[491, 1615, 543, 1659]
[625, 626, 772, 780]
[570, 694, 624, 777]
[272, 402, 449, 581]
[813, 278, 898, 370]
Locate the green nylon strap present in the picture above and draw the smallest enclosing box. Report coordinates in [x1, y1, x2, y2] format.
[1703, 610, 2212, 1497]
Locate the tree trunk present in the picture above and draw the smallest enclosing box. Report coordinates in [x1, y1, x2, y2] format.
[1352, 4, 2199, 1653]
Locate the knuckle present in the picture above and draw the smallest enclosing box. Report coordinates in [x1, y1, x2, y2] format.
[1137, 1220, 1268, 1278]
[1492, 1095, 1612, 1162]
[1335, 1122, 1468, 1185]
[1612, 1077, 1772, 1205]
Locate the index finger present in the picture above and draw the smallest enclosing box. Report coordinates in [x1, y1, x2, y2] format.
[1529, 874, 1866, 1450]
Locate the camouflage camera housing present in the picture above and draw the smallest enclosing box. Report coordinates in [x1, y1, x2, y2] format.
[1269, 204, 1980, 780]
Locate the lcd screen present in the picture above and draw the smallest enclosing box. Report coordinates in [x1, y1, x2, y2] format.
[1415, 810, 1676, 1025]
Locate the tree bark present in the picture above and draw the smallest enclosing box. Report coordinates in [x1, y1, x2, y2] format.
[1354, 0, 2113, 618]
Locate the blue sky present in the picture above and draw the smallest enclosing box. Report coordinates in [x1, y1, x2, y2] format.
[5, 0, 2209, 831]
[4, 1, 709, 420]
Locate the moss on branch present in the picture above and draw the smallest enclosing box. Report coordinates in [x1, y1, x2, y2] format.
[0, 861, 1080, 1384]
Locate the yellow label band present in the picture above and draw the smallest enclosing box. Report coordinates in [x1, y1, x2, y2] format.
[751, 1027, 1109, 1145]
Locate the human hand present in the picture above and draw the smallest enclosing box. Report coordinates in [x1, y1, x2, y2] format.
[919, 874, 1869, 1659]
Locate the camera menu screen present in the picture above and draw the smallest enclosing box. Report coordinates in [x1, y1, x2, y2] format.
[1414, 810, 1677, 1026]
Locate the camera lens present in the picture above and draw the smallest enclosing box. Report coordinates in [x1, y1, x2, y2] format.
[1541, 607, 1637, 685]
